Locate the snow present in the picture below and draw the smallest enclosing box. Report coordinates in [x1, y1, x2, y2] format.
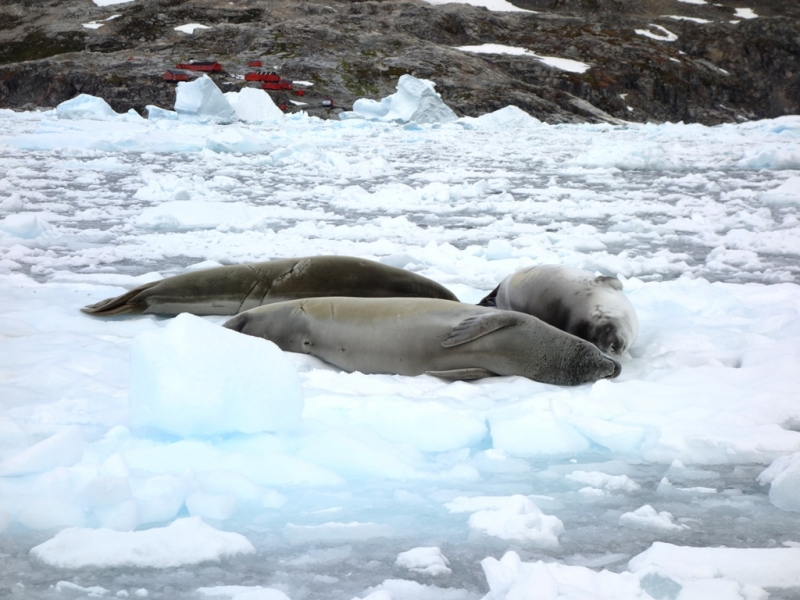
[82, 14, 121, 29]
[424, 0, 534, 12]
[455, 43, 590, 73]
[30, 516, 255, 568]
[92, 0, 133, 5]
[665, 15, 712, 23]
[175, 23, 210, 34]
[635, 24, 679, 41]
[734, 8, 758, 19]
[2, 81, 800, 598]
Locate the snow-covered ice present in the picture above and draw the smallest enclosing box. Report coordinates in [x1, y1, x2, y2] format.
[1, 79, 800, 599]
[30, 516, 255, 568]
[396, 546, 452, 576]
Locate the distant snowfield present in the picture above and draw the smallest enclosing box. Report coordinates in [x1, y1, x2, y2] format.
[734, 7, 758, 19]
[455, 43, 590, 73]
[82, 14, 120, 29]
[1, 76, 800, 599]
[92, 0, 134, 6]
[635, 24, 679, 42]
[175, 23, 211, 34]
[424, 0, 535, 12]
[664, 14, 711, 23]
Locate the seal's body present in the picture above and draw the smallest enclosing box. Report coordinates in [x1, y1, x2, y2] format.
[224, 297, 621, 386]
[81, 256, 457, 316]
[479, 265, 638, 355]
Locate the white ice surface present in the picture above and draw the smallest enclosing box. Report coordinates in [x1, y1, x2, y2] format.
[130, 314, 303, 437]
[1, 85, 800, 598]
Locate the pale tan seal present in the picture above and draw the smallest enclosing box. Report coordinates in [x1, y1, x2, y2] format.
[223, 297, 621, 386]
[81, 255, 458, 316]
[479, 265, 638, 355]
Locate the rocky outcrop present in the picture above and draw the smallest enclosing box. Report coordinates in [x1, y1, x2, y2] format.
[0, 0, 797, 124]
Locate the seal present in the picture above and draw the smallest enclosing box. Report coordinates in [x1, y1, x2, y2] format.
[81, 255, 458, 316]
[223, 297, 621, 386]
[478, 265, 638, 355]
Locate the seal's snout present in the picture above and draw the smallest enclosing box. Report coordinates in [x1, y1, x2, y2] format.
[605, 356, 622, 379]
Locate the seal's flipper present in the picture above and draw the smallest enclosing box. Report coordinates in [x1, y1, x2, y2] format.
[80, 281, 159, 316]
[426, 368, 496, 380]
[594, 276, 623, 291]
[442, 312, 524, 347]
[477, 284, 500, 307]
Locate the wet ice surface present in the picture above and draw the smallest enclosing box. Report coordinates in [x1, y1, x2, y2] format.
[1, 100, 800, 600]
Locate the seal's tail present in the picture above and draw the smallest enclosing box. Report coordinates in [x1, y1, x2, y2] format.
[222, 312, 248, 332]
[476, 284, 500, 307]
[80, 281, 158, 316]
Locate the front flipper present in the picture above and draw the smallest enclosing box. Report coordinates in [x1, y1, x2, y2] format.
[426, 368, 497, 380]
[442, 311, 525, 347]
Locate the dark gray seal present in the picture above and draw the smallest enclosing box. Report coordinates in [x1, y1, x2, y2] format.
[81, 256, 458, 316]
[223, 297, 621, 386]
[479, 265, 638, 355]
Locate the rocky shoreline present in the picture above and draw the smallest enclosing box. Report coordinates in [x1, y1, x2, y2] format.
[0, 0, 798, 124]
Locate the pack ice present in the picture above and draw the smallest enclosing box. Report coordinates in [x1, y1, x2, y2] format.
[1, 76, 800, 600]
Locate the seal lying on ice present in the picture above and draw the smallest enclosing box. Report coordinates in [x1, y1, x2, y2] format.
[81, 255, 458, 316]
[223, 297, 621, 386]
[478, 265, 638, 355]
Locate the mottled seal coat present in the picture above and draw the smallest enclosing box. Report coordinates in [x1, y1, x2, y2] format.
[223, 297, 621, 386]
[81, 255, 458, 316]
[479, 265, 638, 355]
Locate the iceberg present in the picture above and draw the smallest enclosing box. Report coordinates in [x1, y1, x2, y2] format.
[174, 75, 237, 123]
[225, 87, 284, 123]
[341, 75, 457, 124]
[56, 94, 120, 120]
